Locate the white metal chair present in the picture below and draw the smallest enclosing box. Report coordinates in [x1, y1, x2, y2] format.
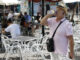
[20, 35, 50, 60]
[1, 34, 22, 60]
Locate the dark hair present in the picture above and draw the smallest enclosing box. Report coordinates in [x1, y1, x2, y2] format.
[24, 12, 27, 15]
[7, 19, 12, 23]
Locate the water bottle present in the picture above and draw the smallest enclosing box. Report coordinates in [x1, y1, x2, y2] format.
[47, 10, 55, 14]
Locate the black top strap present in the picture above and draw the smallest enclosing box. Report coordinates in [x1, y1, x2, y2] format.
[52, 19, 66, 38]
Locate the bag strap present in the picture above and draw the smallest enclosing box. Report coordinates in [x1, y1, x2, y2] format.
[52, 19, 66, 38]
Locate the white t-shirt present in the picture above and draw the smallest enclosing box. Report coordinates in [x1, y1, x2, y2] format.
[47, 17, 73, 55]
[5, 24, 21, 38]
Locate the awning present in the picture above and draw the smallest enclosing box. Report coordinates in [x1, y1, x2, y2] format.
[0, 0, 21, 5]
[63, 0, 80, 3]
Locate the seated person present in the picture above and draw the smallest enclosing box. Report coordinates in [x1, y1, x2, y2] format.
[2, 19, 21, 38]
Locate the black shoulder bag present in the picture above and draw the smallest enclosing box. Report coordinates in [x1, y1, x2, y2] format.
[46, 20, 66, 52]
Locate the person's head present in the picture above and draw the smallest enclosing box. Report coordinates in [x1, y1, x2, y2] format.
[24, 12, 27, 15]
[7, 19, 13, 25]
[56, 5, 67, 19]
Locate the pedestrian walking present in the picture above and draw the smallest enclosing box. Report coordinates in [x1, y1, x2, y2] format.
[40, 5, 74, 60]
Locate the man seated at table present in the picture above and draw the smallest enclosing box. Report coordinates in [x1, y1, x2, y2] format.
[24, 12, 34, 36]
[2, 19, 21, 38]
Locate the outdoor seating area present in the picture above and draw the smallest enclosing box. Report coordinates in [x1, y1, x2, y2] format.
[0, 25, 79, 60]
[0, 0, 80, 60]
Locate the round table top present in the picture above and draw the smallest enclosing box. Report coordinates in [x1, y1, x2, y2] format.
[10, 36, 37, 42]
